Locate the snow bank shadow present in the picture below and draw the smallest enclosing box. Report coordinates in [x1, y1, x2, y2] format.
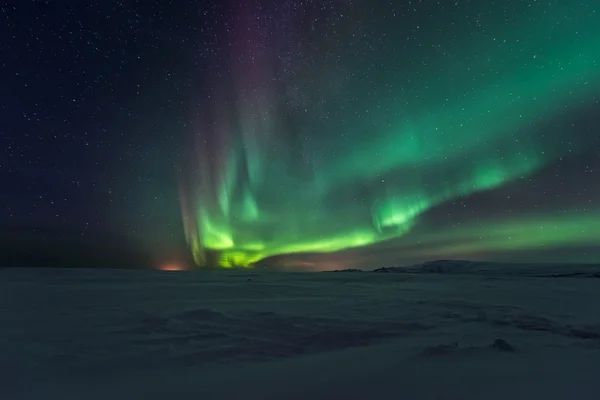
[117, 308, 433, 367]
[59, 308, 432, 372]
[437, 307, 600, 343]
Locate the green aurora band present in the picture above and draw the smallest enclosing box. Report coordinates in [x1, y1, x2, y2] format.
[180, 1, 600, 268]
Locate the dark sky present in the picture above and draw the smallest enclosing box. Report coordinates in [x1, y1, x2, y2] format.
[0, 1, 210, 268]
[2, 1, 599, 270]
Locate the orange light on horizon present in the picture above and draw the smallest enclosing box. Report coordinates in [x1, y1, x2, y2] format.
[157, 263, 187, 271]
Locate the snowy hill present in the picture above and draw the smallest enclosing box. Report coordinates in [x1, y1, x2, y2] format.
[372, 259, 600, 277]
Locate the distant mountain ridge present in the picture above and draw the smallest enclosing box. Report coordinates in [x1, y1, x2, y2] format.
[330, 259, 600, 277]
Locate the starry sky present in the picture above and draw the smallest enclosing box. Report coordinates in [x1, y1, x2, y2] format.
[2, 1, 599, 270]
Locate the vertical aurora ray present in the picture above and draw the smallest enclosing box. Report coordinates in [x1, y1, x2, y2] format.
[180, 1, 600, 268]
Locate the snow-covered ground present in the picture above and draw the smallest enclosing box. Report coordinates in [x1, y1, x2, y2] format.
[1, 262, 599, 399]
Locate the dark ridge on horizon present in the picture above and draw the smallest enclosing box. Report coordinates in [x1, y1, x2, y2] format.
[328, 259, 600, 277]
[4, 259, 600, 278]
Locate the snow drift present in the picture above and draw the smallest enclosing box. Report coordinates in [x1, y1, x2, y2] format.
[1, 262, 599, 399]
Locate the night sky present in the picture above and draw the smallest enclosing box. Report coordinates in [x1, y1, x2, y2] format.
[2, 1, 599, 270]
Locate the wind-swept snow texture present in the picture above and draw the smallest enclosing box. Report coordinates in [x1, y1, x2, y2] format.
[1, 262, 599, 399]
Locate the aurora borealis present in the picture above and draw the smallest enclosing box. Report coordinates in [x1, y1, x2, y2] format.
[4, 1, 599, 271]
[179, 0, 600, 269]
